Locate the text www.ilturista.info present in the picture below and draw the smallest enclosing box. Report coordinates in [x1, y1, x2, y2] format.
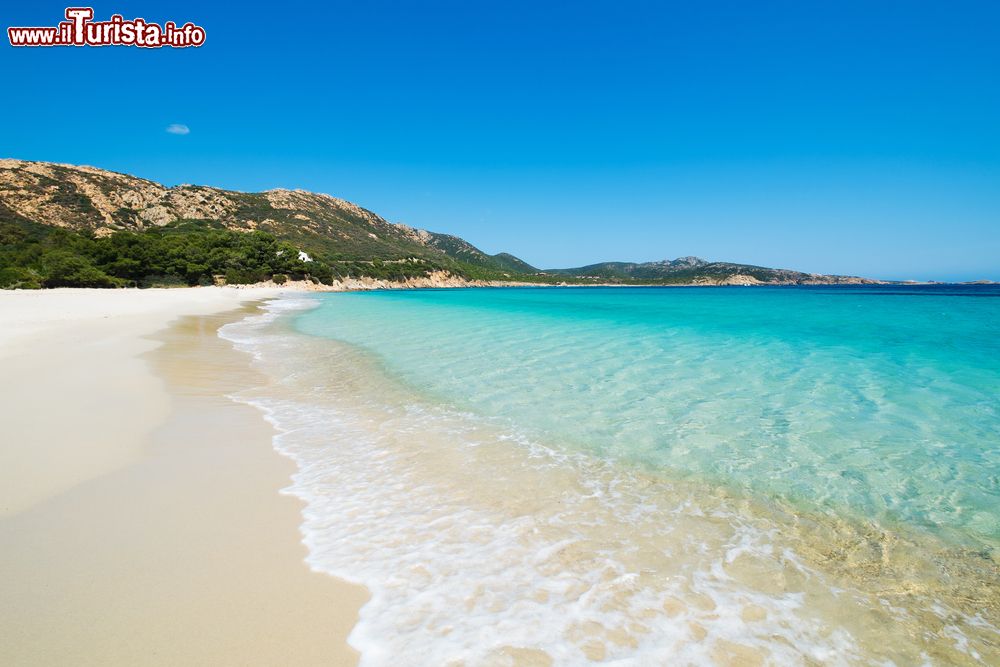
[8, 7, 205, 48]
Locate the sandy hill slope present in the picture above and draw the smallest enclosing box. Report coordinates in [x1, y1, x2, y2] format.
[0, 159, 878, 286]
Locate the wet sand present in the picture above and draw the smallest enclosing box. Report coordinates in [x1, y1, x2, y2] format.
[0, 289, 367, 665]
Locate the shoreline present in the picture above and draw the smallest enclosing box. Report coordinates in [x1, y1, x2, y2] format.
[220, 289, 1000, 664]
[2, 285, 996, 664]
[2, 279, 991, 306]
[0, 289, 367, 665]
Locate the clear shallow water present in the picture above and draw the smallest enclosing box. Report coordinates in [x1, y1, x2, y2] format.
[296, 285, 1000, 546]
[222, 286, 1000, 665]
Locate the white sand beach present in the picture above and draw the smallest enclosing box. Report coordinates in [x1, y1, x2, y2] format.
[0, 288, 367, 666]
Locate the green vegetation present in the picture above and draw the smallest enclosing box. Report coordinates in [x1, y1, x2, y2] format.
[542, 258, 816, 284]
[0, 161, 846, 289]
[0, 218, 335, 289]
[420, 232, 539, 275]
[0, 216, 554, 289]
[0, 214, 813, 290]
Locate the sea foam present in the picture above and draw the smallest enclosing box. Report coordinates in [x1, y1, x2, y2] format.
[220, 289, 999, 665]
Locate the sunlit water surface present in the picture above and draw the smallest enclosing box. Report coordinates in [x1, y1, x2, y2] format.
[222, 285, 1000, 665]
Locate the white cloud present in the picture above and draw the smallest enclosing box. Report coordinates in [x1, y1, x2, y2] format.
[166, 123, 190, 135]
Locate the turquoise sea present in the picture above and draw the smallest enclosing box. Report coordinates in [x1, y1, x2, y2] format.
[222, 285, 1000, 665]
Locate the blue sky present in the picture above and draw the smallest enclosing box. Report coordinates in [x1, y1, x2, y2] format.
[3, 1, 999, 280]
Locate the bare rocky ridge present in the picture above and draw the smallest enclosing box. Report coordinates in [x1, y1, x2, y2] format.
[0, 158, 880, 285]
[0, 159, 525, 279]
[0, 159, 414, 238]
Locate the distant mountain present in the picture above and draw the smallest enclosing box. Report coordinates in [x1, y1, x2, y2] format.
[0, 158, 535, 279]
[0, 159, 878, 288]
[544, 256, 877, 285]
[546, 256, 710, 279]
[404, 229, 539, 274]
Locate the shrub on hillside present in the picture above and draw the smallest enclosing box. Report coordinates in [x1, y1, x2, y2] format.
[42, 251, 121, 288]
[0, 266, 43, 289]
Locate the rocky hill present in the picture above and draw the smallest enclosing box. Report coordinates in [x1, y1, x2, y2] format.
[543, 257, 877, 285]
[0, 158, 526, 279]
[0, 159, 878, 288]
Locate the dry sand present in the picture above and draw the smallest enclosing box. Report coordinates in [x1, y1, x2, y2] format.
[0, 288, 367, 665]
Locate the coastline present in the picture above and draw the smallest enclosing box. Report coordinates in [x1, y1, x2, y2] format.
[235, 285, 999, 664]
[2, 285, 996, 664]
[217, 276, 995, 292]
[0, 288, 367, 665]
